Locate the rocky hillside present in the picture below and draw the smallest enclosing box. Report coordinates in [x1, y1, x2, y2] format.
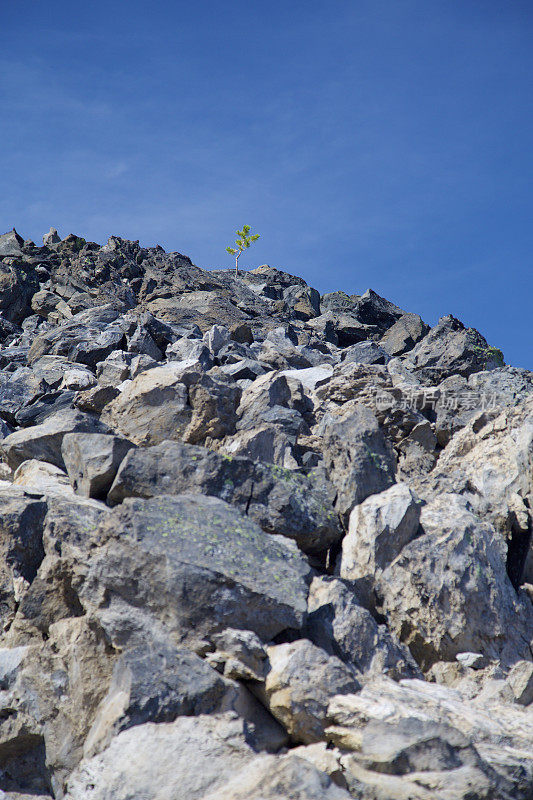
[0, 225, 531, 799]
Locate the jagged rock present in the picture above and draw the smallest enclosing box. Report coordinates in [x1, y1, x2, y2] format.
[95, 350, 132, 386]
[507, 661, 533, 705]
[339, 483, 422, 586]
[0, 409, 111, 470]
[42, 227, 61, 246]
[28, 306, 128, 368]
[326, 676, 533, 798]
[184, 374, 241, 443]
[0, 487, 47, 631]
[0, 367, 48, 425]
[67, 712, 348, 800]
[380, 312, 429, 356]
[341, 341, 391, 365]
[62, 433, 136, 499]
[258, 640, 360, 744]
[318, 403, 396, 525]
[83, 642, 227, 757]
[79, 493, 311, 650]
[305, 576, 421, 680]
[402, 314, 504, 383]
[206, 629, 267, 681]
[0, 617, 114, 796]
[376, 493, 533, 669]
[0, 228, 24, 257]
[108, 440, 341, 553]
[101, 364, 191, 445]
[74, 384, 119, 414]
[414, 395, 533, 587]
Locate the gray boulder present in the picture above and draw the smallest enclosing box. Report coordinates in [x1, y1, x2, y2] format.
[101, 364, 191, 445]
[403, 315, 504, 383]
[108, 440, 341, 554]
[0, 410, 112, 470]
[318, 403, 396, 526]
[376, 494, 533, 669]
[62, 433, 136, 499]
[339, 483, 422, 585]
[84, 642, 226, 756]
[306, 577, 421, 680]
[79, 493, 311, 649]
[258, 640, 360, 744]
[0, 228, 24, 257]
[380, 312, 429, 356]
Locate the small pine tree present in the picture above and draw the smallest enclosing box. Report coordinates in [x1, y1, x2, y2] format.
[226, 225, 260, 277]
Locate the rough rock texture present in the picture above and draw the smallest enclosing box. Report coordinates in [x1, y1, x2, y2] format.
[0, 229, 529, 798]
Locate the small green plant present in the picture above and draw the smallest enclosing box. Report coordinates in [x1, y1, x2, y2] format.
[226, 225, 260, 277]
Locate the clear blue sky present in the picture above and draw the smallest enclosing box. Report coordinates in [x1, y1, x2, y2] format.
[1, 1, 532, 368]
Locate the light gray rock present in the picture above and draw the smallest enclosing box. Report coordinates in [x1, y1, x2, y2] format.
[376, 494, 533, 669]
[259, 640, 360, 744]
[327, 676, 533, 798]
[62, 433, 136, 499]
[507, 661, 533, 706]
[43, 226, 61, 246]
[67, 713, 348, 800]
[101, 364, 191, 445]
[340, 483, 422, 584]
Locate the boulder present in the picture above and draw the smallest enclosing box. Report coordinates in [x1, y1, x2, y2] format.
[108, 440, 341, 554]
[79, 494, 311, 650]
[339, 483, 422, 585]
[184, 374, 241, 444]
[403, 315, 504, 383]
[0, 228, 24, 257]
[83, 642, 227, 757]
[42, 227, 61, 246]
[259, 640, 360, 744]
[62, 433, 136, 499]
[0, 410, 111, 470]
[326, 676, 533, 797]
[305, 577, 421, 680]
[0, 367, 48, 426]
[380, 312, 429, 356]
[101, 364, 191, 446]
[413, 395, 533, 588]
[67, 713, 348, 800]
[318, 403, 396, 526]
[376, 494, 533, 669]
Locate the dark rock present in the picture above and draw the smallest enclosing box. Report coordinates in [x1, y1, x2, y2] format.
[108, 440, 341, 554]
[79, 493, 312, 649]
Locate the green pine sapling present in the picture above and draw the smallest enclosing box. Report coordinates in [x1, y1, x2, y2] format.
[226, 225, 260, 277]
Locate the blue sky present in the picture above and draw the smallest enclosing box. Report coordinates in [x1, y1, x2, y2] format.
[1, 0, 532, 368]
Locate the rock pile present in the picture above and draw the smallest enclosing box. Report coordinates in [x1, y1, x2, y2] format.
[0, 227, 531, 799]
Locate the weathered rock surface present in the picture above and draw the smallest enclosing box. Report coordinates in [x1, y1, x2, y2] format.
[79, 493, 311, 649]
[108, 439, 341, 553]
